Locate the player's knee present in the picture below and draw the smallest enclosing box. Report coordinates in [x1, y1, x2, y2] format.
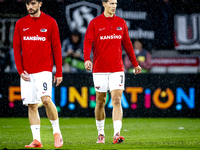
[96, 94, 106, 101]
[112, 97, 121, 106]
[41, 96, 51, 106]
[96, 99, 105, 108]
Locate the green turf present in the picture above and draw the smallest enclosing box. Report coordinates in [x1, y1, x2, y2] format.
[0, 118, 200, 149]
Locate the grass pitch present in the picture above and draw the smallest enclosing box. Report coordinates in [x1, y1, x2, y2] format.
[0, 118, 200, 149]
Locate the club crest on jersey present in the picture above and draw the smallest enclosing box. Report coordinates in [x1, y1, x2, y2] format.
[40, 28, 47, 32]
[117, 27, 122, 30]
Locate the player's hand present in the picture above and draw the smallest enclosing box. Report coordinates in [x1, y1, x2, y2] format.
[54, 76, 63, 86]
[20, 71, 30, 81]
[85, 60, 92, 71]
[134, 65, 142, 75]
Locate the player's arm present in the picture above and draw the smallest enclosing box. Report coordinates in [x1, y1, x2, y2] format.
[83, 20, 95, 71]
[121, 20, 141, 74]
[13, 20, 24, 76]
[51, 19, 63, 86]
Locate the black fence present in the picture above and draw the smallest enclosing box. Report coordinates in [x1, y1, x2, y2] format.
[0, 73, 199, 118]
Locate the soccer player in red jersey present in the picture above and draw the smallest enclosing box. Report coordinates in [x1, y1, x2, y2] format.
[13, 0, 63, 148]
[84, 0, 142, 144]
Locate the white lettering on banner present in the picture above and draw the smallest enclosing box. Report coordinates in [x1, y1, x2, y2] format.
[100, 34, 122, 40]
[23, 35, 46, 41]
[116, 9, 147, 20]
[129, 28, 154, 39]
[174, 14, 200, 50]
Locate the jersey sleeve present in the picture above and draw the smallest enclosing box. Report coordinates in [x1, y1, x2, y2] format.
[51, 19, 63, 77]
[122, 20, 138, 68]
[83, 20, 95, 62]
[13, 20, 24, 75]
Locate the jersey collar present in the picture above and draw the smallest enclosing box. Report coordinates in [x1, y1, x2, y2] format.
[102, 12, 116, 20]
[29, 11, 44, 20]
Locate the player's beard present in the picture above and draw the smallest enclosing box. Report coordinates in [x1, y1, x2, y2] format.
[27, 8, 39, 15]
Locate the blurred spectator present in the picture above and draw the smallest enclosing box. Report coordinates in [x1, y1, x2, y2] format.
[62, 30, 85, 73]
[124, 40, 151, 73]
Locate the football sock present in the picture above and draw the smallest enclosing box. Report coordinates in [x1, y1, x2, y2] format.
[96, 119, 105, 136]
[113, 120, 122, 136]
[50, 119, 61, 135]
[30, 125, 41, 142]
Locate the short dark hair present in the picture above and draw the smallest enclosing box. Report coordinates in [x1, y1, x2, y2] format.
[23, 0, 42, 4]
[102, 0, 108, 3]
